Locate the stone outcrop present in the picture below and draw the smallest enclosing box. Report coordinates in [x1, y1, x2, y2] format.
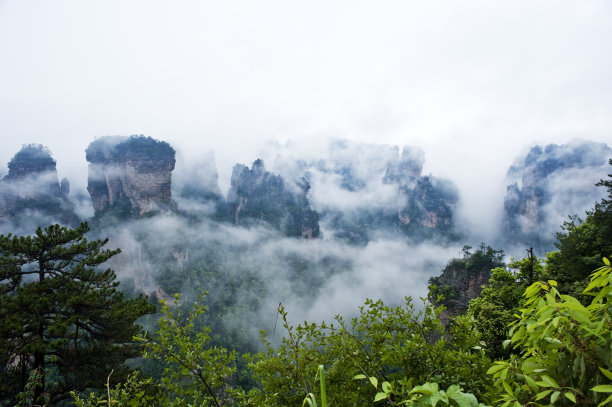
[0, 144, 78, 230]
[86, 135, 176, 218]
[396, 176, 457, 234]
[429, 246, 505, 325]
[502, 140, 612, 253]
[226, 159, 320, 238]
[277, 141, 459, 244]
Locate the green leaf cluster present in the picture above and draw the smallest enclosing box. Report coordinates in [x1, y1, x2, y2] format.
[489, 259, 612, 406]
[245, 298, 491, 406]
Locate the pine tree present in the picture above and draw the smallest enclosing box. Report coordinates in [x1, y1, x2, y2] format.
[0, 223, 154, 405]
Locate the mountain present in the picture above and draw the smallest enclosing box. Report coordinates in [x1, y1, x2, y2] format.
[225, 159, 320, 238]
[86, 135, 177, 218]
[501, 140, 612, 254]
[272, 141, 459, 244]
[0, 144, 78, 233]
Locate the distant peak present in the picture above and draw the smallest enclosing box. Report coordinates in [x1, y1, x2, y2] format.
[5, 144, 57, 181]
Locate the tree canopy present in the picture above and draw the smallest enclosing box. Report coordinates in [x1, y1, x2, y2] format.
[0, 223, 154, 405]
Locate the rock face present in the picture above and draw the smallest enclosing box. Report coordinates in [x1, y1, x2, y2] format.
[389, 148, 457, 238]
[502, 141, 612, 253]
[306, 143, 458, 244]
[0, 144, 78, 231]
[86, 136, 176, 218]
[226, 159, 320, 238]
[429, 246, 505, 325]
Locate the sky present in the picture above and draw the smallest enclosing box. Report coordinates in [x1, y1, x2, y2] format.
[1, 0, 611, 230]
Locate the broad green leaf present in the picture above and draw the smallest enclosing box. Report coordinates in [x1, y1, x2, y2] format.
[550, 391, 560, 403]
[535, 390, 552, 400]
[503, 381, 514, 396]
[373, 392, 387, 402]
[604, 257, 610, 266]
[600, 368, 612, 381]
[564, 392, 576, 403]
[382, 381, 392, 393]
[591, 384, 612, 392]
[525, 375, 538, 392]
[411, 382, 438, 395]
[353, 374, 366, 380]
[540, 375, 559, 388]
[487, 364, 506, 375]
[369, 376, 378, 389]
[449, 392, 479, 407]
[597, 393, 612, 407]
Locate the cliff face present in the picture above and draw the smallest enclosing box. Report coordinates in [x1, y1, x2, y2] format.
[86, 136, 176, 218]
[396, 175, 458, 236]
[226, 159, 320, 238]
[429, 246, 505, 325]
[327, 145, 458, 243]
[0, 144, 78, 230]
[275, 142, 459, 244]
[502, 141, 612, 253]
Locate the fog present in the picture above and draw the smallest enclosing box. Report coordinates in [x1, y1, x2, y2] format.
[92, 211, 458, 337]
[1, 1, 611, 214]
[1, 1, 612, 338]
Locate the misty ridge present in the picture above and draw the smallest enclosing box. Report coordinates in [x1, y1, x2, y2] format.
[0, 135, 610, 337]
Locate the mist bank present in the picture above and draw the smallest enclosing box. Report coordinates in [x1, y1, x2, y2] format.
[0, 136, 610, 334]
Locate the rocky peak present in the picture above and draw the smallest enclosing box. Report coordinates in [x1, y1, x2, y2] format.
[384, 146, 424, 184]
[86, 135, 176, 218]
[0, 144, 78, 230]
[226, 159, 320, 238]
[4, 144, 57, 182]
[502, 140, 612, 253]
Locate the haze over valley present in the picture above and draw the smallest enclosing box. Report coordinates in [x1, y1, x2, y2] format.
[1, 2, 612, 404]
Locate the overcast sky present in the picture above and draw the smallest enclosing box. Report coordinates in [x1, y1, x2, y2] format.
[1, 1, 611, 220]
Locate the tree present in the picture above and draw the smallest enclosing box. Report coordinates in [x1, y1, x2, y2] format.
[489, 258, 612, 406]
[0, 223, 154, 405]
[135, 294, 242, 406]
[246, 298, 492, 406]
[467, 256, 544, 359]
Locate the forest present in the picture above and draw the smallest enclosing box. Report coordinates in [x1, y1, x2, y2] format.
[0, 153, 611, 406]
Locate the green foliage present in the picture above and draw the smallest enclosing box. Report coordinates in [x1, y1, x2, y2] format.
[86, 135, 175, 164]
[246, 298, 491, 406]
[489, 259, 612, 406]
[468, 256, 544, 359]
[429, 245, 505, 316]
[71, 371, 161, 407]
[301, 365, 328, 407]
[135, 293, 243, 406]
[0, 223, 154, 405]
[357, 378, 489, 406]
[15, 368, 48, 407]
[7, 144, 56, 174]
